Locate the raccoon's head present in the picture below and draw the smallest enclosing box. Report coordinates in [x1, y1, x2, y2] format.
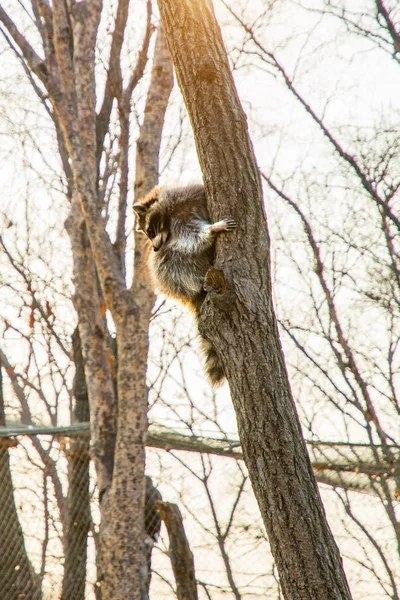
[133, 187, 170, 252]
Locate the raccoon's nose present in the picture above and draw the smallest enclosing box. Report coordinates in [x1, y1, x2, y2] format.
[152, 233, 164, 252]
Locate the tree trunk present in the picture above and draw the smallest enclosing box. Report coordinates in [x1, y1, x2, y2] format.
[157, 1, 353, 599]
[0, 363, 42, 600]
[64, 19, 172, 599]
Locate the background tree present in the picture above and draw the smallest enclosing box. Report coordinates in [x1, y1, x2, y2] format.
[0, 0, 172, 596]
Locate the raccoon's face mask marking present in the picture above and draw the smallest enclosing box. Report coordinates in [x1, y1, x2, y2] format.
[133, 203, 169, 252]
[146, 215, 170, 251]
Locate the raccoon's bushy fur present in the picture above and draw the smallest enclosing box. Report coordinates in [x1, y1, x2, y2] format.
[133, 184, 236, 386]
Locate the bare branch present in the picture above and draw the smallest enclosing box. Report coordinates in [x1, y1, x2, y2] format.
[157, 502, 198, 600]
[0, 7, 48, 82]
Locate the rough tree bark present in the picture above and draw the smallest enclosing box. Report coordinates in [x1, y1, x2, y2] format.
[157, 1, 353, 599]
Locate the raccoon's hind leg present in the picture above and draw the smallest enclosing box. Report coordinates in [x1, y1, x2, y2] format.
[198, 335, 225, 386]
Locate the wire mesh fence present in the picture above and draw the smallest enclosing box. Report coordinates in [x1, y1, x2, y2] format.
[0, 437, 43, 600]
[0, 426, 273, 600]
[0, 425, 399, 599]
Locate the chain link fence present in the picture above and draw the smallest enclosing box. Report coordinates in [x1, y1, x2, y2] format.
[0, 425, 274, 600]
[0, 425, 399, 599]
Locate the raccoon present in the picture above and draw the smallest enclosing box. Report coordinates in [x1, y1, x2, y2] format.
[133, 184, 237, 385]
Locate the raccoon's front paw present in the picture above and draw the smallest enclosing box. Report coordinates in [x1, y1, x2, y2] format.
[222, 218, 237, 231]
[210, 218, 238, 233]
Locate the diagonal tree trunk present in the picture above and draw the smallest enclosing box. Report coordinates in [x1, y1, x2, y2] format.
[157, 1, 353, 599]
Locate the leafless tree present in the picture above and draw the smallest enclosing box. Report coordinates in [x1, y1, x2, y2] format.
[0, 0, 172, 596]
[157, 1, 353, 598]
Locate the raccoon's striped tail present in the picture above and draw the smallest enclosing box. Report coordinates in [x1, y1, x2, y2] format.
[198, 335, 225, 386]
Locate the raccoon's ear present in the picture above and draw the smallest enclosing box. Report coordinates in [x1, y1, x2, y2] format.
[133, 204, 146, 232]
[133, 204, 147, 215]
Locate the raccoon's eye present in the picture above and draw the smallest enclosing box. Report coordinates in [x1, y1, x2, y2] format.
[146, 217, 161, 239]
[147, 226, 156, 239]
